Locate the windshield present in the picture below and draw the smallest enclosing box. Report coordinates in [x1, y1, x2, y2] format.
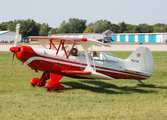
[99, 51, 117, 61]
[81, 50, 91, 56]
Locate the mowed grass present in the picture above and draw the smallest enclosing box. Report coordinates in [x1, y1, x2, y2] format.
[0, 51, 167, 120]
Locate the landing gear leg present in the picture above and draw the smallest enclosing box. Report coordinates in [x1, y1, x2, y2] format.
[30, 71, 50, 87]
[138, 80, 145, 86]
[45, 72, 65, 91]
[37, 71, 50, 86]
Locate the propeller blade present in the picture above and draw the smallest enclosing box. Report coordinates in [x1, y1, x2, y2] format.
[14, 23, 20, 47]
[10, 23, 20, 69]
[10, 53, 15, 74]
[11, 53, 15, 66]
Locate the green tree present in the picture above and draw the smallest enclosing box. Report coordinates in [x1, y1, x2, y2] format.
[139, 23, 153, 33]
[58, 18, 87, 33]
[0, 22, 8, 30]
[154, 23, 164, 27]
[153, 23, 167, 32]
[49, 28, 59, 34]
[6, 19, 40, 38]
[118, 21, 127, 33]
[7, 21, 16, 31]
[17, 19, 39, 37]
[132, 26, 141, 33]
[35, 23, 41, 35]
[39, 23, 50, 36]
[87, 22, 94, 27]
[163, 24, 167, 32]
[4, 19, 167, 37]
[153, 26, 164, 33]
[125, 24, 137, 33]
[0, 19, 51, 37]
[83, 26, 93, 33]
[68, 18, 87, 33]
[91, 20, 112, 33]
[109, 24, 119, 33]
[58, 21, 70, 33]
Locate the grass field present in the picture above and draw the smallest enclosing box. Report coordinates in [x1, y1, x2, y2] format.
[0, 51, 167, 120]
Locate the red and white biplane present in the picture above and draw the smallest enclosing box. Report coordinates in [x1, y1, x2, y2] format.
[10, 24, 154, 91]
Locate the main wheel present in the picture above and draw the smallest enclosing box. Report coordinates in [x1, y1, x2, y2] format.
[46, 87, 51, 92]
[31, 84, 35, 87]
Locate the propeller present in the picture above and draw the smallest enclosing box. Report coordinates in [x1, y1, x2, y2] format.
[11, 52, 15, 66]
[10, 23, 20, 65]
[14, 23, 20, 47]
[10, 47, 18, 65]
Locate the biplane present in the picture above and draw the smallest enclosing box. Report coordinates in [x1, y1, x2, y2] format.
[10, 24, 154, 91]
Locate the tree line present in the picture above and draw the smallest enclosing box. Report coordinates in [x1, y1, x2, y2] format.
[0, 18, 167, 38]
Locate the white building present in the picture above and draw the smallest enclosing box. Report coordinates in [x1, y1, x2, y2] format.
[49, 33, 104, 39]
[111, 33, 167, 43]
[0, 30, 22, 43]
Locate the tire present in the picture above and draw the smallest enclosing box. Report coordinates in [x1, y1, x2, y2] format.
[46, 87, 51, 92]
[31, 84, 35, 87]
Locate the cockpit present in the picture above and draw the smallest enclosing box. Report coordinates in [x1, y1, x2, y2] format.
[82, 50, 118, 63]
[98, 51, 117, 62]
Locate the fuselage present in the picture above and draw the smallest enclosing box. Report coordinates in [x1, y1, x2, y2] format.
[10, 45, 150, 80]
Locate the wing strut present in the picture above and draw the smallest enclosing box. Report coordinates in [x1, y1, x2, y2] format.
[80, 42, 94, 72]
[54, 39, 76, 59]
[91, 46, 96, 71]
[50, 40, 57, 50]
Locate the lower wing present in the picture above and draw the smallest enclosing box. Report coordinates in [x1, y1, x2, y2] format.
[61, 70, 115, 80]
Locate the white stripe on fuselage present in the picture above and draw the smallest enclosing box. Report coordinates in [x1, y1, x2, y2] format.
[24, 56, 149, 79]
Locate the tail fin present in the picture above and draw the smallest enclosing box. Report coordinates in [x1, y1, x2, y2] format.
[125, 46, 154, 75]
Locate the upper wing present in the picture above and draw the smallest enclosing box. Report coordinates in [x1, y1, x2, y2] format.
[28, 36, 110, 48]
[28, 36, 88, 43]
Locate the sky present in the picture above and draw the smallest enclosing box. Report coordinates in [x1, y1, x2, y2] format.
[1, 0, 167, 28]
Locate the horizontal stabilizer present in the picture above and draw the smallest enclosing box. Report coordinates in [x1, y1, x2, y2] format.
[125, 68, 152, 75]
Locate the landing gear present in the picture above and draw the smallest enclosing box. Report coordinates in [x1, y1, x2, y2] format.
[45, 73, 65, 91]
[30, 72, 65, 92]
[30, 71, 50, 87]
[138, 80, 145, 86]
[30, 78, 40, 86]
[31, 84, 35, 87]
[46, 87, 51, 92]
[46, 87, 59, 92]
